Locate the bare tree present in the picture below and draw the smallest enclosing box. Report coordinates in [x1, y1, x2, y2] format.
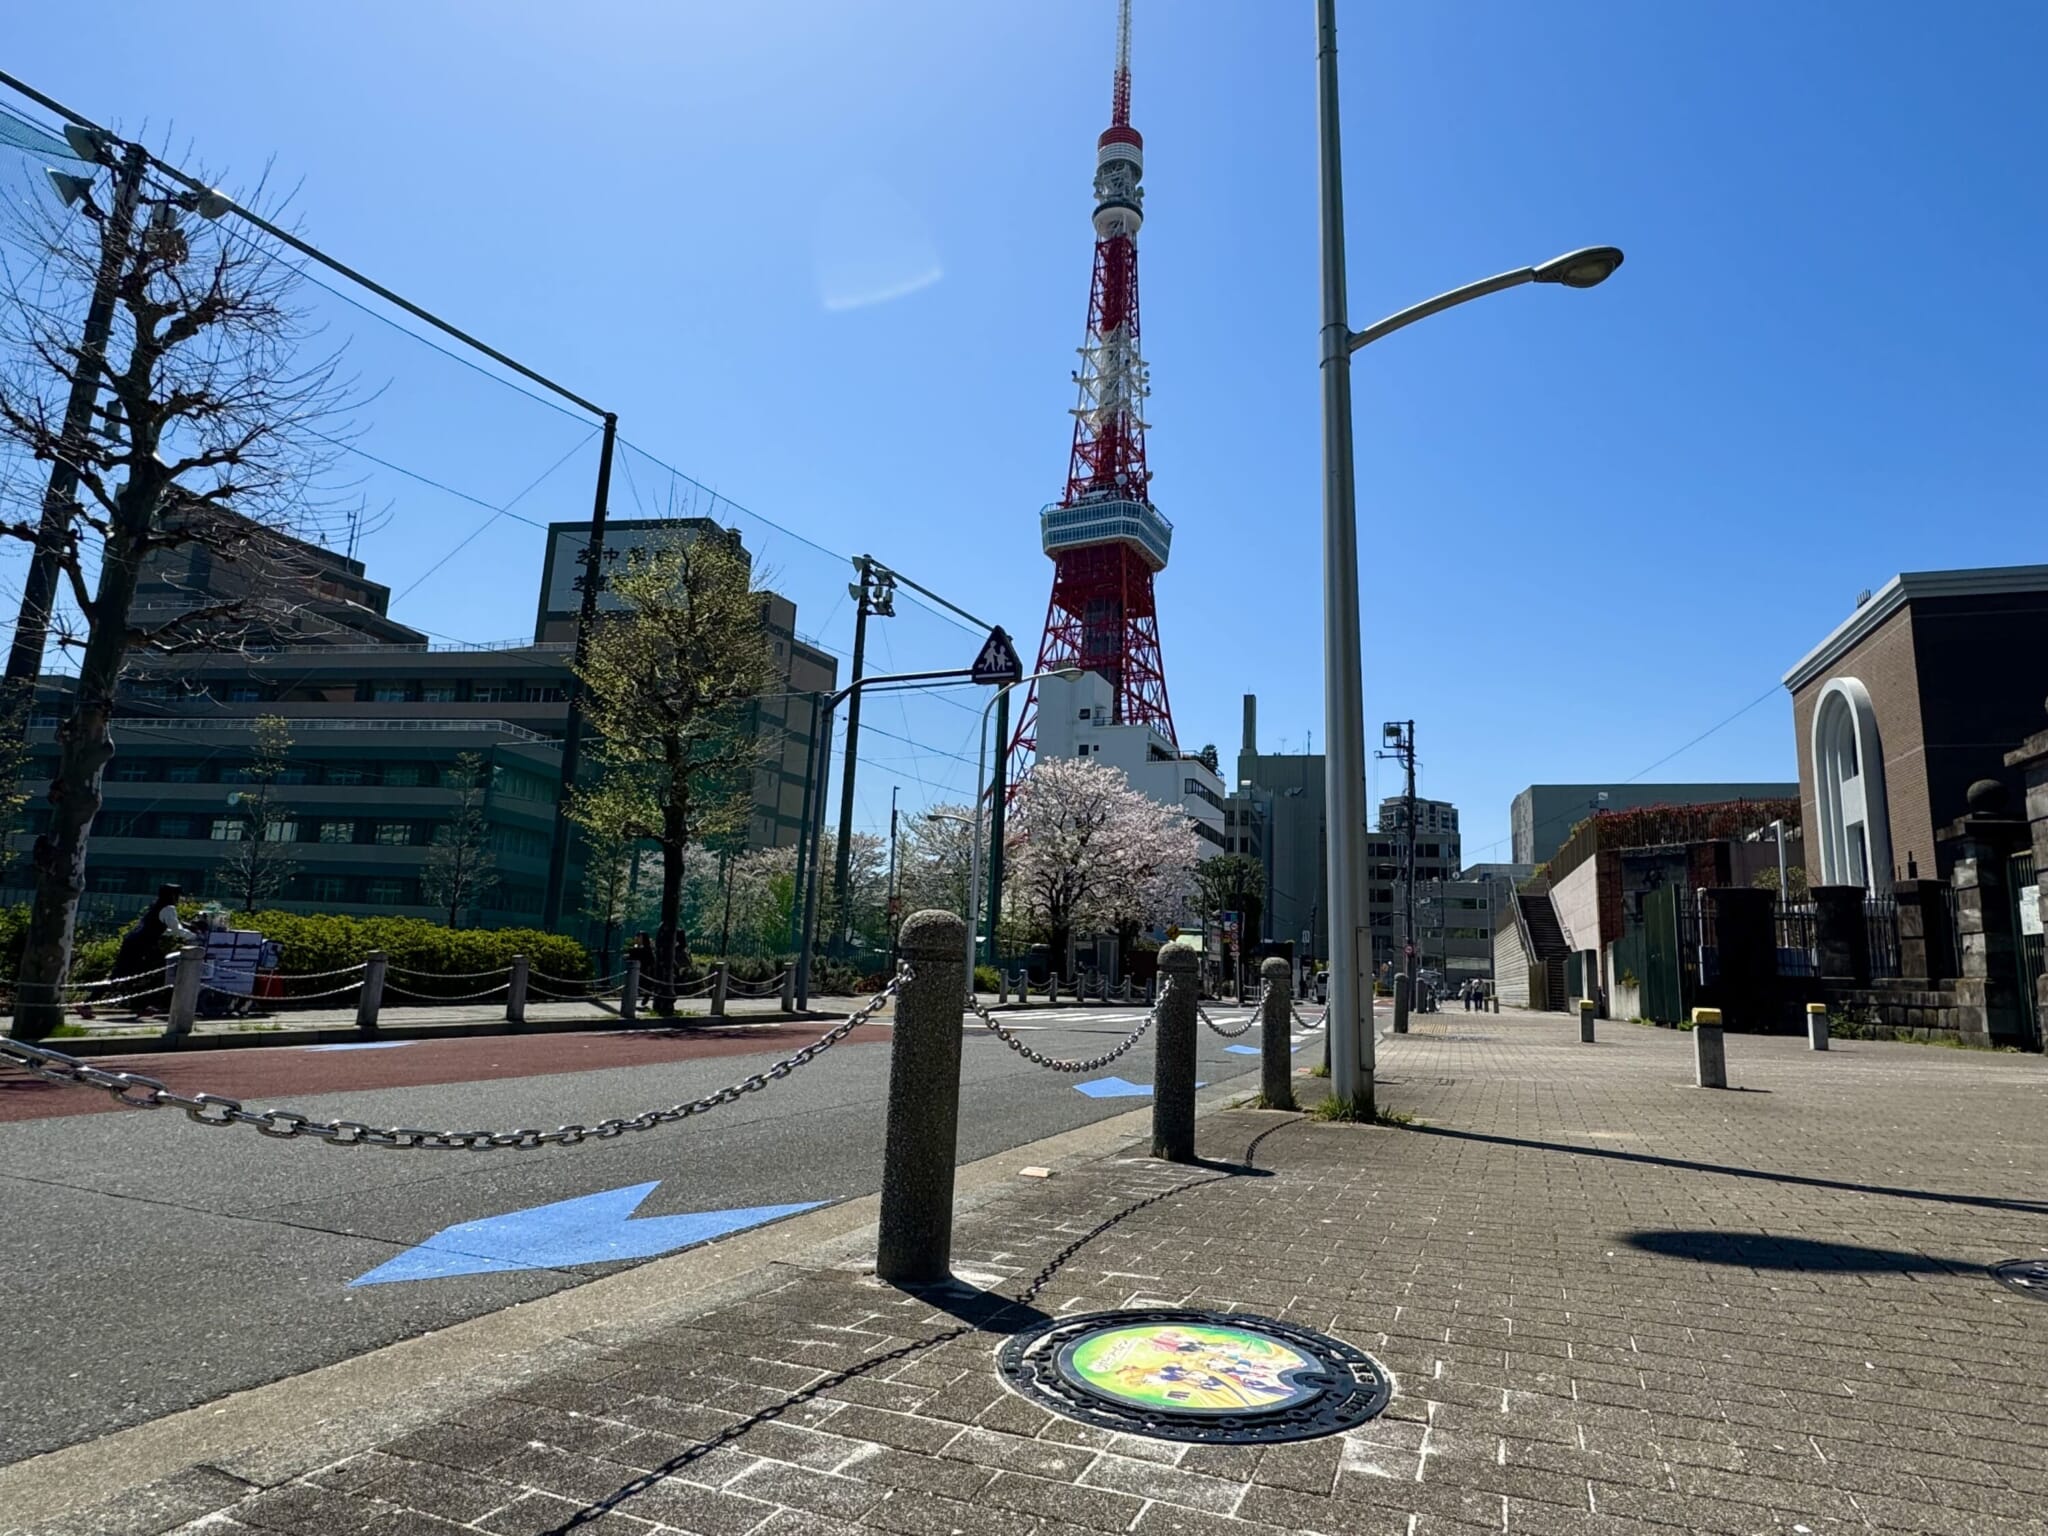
[0, 146, 352, 1038]
[419, 752, 498, 928]
[214, 714, 298, 911]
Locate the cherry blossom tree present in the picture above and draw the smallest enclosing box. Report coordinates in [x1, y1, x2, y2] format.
[1005, 758, 1198, 977]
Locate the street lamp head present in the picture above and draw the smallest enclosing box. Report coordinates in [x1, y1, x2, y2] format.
[1532, 246, 1625, 289]
[1051, 666, 1085, 682]
[44, 168, 95, 209]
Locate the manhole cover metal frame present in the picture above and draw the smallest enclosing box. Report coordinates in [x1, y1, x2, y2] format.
[996, 1307, 1391, 1444]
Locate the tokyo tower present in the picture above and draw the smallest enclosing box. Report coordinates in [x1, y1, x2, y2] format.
[1010, 0, 1176, 763]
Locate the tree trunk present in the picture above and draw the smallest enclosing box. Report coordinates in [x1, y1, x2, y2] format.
[1050, 920, 1071, 982]
[13, 511, 151, 1040]
[654, 832, 683, 1016]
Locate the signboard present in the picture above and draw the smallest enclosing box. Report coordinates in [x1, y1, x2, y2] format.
[2023, 895, 2043, 938]
[971, 625, 1023, 685]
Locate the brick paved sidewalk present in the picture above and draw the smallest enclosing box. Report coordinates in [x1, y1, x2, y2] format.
[23, 1011, 2048, 1536]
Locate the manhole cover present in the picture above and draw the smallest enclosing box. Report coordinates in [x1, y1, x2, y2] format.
[996, 1307, 1390, 1443]
[1991, 1259, 2048, 1298]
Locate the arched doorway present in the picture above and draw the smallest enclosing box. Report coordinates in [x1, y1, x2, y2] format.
[1811, 677, 1892, 891]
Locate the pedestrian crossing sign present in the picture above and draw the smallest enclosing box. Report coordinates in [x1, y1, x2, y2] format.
[971, 625, 1024, 685]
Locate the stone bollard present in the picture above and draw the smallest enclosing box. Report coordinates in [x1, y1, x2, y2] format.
[1491, 990, 1501, 1014]
[162, 945, 204, 1045]
[1258, 956, 1295, 1112]
[1148, 974, 1158, 1006]
[1579, 997, 1597, 1044]
[876, 911, 968, 1286]
[997, 972, 1009, 1005]
[779, 966, 796, 1013]
[1049, 975, 1060, 1006]
[1152, 939, 1202, 1162]
[1692, 1007, 1727, 1087]
[507, 955, 528, 1026]
[1098, 971, 1109, 1003]
[1392, 973, 1410, 1034]
[1807, 1001, 1830, 1051]
[711, 964, 729, 1019]
[355, 950, 387, 1035]
[621, 960, 640, 1024]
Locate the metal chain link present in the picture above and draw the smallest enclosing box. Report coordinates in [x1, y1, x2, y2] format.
[388, 964, 513, 982]
[1197, 1001, 1254, 1038]
[1291, 1004, 1326, 1030]
[382, 981, 511, 1003]
[968, 978, 1170, 1074]
[0, 967, 909, 1150]
[11, 962, 177, 998]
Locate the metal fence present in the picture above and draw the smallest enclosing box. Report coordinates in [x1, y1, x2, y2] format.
[1865, 894, 1902, 979]
[1775, 901, 1818, 978]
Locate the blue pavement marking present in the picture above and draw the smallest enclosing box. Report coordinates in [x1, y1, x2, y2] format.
[1224, 1043, 1298, 1056]
[350, 1183, 825, 1286]
[1073, 1076, 1207, 1099]
[301, 1041, 416, 1052]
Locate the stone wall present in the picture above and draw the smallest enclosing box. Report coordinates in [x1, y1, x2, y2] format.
[1825, 982, 1969, 1043]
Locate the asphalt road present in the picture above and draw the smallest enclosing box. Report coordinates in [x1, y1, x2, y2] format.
[0, 1002, 1306, 1465]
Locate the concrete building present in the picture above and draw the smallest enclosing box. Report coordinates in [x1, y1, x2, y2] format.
[1512, 781, 1798, 868]
[1783, 565, 2048, 890]
[11, 520, 835, 929]
[1379, 796, 1459, 843]
[1031, 672, 1226, 858]
[1233, 696, 1328, 962]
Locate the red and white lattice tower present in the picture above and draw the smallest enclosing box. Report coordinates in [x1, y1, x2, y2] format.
[1009, 0, 1176, 765]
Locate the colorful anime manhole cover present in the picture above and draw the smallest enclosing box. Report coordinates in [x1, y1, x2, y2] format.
[1991, 1259, 2048, 1299]
[996, 1308, 1390, 1443]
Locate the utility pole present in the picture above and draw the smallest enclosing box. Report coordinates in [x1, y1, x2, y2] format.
[984, 687, 1010, 968]
[886, 786, 900, 940]
[2, 138, 149, 701]
[831, 556, 894, 954]
[1377, 719, 1417, 996]
[542, 413, 619, 934]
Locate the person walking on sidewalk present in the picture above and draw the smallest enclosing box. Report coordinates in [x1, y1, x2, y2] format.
[85, 883, 191, 1018]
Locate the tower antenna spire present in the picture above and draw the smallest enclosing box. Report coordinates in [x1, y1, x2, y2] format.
[1011, 0, 1177, 769]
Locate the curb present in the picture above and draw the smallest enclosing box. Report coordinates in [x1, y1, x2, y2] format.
[2, 1009, 840, 1057]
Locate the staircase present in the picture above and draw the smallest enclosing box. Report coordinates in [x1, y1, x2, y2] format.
[1513, 885, 1572, 1012]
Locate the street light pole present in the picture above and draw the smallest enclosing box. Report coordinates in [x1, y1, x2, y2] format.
[1315, 0, 1371, 1113]
[1313, 0, 1623, 1111]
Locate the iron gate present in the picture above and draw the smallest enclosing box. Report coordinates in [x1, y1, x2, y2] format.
[1641, 884, 1693, 1025]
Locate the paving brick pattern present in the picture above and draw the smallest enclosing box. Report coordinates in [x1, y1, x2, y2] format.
[113, 1014, 2048, 1534]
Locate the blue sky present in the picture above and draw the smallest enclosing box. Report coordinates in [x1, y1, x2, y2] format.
[3, 1, 2044, 863]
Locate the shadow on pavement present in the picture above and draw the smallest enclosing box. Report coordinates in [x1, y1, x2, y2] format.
[1408, 1124, 2048, 1217]
[1625, 1229, 1975, 1273]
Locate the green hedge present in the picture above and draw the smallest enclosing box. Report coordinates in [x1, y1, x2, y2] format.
[39, 909, 588, 987]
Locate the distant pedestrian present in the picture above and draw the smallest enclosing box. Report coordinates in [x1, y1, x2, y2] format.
[89, 883, 190, 1017]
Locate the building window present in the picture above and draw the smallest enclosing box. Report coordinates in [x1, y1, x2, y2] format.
[226, 686, 263, 702]
[375, 822, 412, 846]
[372, 684, 410, 703]
[319, 821, 355, 844]
[381, 765, 422, 787]
[365, 878, 408, 905]
[210, 818, 245, 842]
[326, 766, 363, 786]
[108, 759, 153, 781]
[471, 684, 516, 703]
[101, 813, 143, 837]
[155, 816, 194, 839]
[421, 685, 458, 703]
[167, 762, 202, 783]
[311, 876, 349, 903]
[263, 820, 301, 843]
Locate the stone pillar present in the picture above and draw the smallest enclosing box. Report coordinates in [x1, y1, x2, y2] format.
[779, 966, 796, 1013]
[621, 960, 640, 1024]
[1392, 973, 1410, 1034]
[162, 945, 204, 1045]
[1812, 886, 1871, 984]
[876, 911, 967, 1286]
[1893, 879, 1954, 983]
[1942, 781, 2031, 1047]
[1048, 975, 1060, 1006]
[1806, 1001, 1829, 1051]
[1259, 956, 1295, 1111]
[2008, 717, 2048, 1046]
[1579, 996, 1596, 1043]
[1702, 886, 1776, 1030]
[506, 954, 528, 1025]
[711, 964, 728, 1019]
[1692, 1007, 1727, 1087]
[1152, 940, 1201, 1162]
[355, 950, 387, 1035]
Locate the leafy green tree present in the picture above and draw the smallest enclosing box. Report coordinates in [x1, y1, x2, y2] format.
[573, 532, 774, 1011]
[1194, 852, 1266, 986]
[420, 752, 498, 928]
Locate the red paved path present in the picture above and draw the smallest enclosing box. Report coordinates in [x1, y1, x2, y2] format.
[0, 1022, 891, 1125]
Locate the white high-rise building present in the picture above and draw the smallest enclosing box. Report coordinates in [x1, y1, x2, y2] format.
[1030, 673, 1226, 860]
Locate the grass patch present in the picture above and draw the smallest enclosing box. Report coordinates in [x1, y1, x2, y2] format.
[1307, 1095, 1414, 1126]
[1308, 1062, 1330, 1078]
[48, 1021, 91, 1038]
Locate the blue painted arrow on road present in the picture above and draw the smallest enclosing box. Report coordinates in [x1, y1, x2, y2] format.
[1073, 1076, 1207, 1099]
[350, 1183, 823, 1286]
